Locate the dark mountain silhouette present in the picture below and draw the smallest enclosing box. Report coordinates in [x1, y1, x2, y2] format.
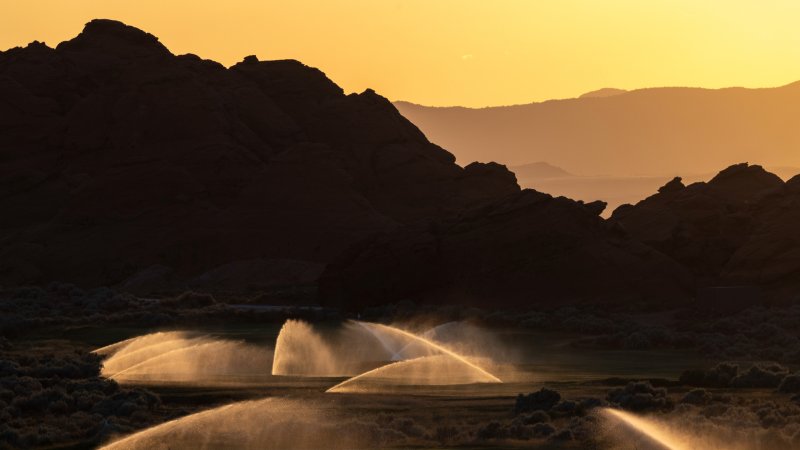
[724, 175, 800, 300]
[611, 163, 800, 301]
[0, 19, 519, 288]
[320, 191, 691, 308]
[323, 163, 800, 306]
[394, 84, 800, 176]
[611, 164, 782, 280]
[3, 20, 798, 308]
[0, 19, 696, 306]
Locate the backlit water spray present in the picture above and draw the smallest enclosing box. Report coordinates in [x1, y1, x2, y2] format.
[98, 320, 504, 448]
[327, 354, 500, 393]
[271, 319, 501, 390]
[99, 397, 371, 450]
[601, 408, 687, 450]
[348, 322, 500, 381]
[599, 408, 766, 450]
[95, 331, 272, 385]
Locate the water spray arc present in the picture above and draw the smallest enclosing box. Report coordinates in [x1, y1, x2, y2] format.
[353, 321, 501, 383]
[601, 408, 687, 450]
[269, 319, 502, 391]
[355, 320, 406, 361]
[95, 331, 272, 385]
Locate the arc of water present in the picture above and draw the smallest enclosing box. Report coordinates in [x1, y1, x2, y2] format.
[93, 336, 141, 356]
[99, 402, 238, 450]
[393, 321, 458, 359]
[108, 340, 225, 380]
[602, 408, 686, 450]
[100, 337, 207, 376]
[94, 331, 188, 355]
[355, 321, 405, 361]
[351, 321, 501, 383]
[326, 354, 499, 392]
[327, 357, 419, 392]
[93, 331, 197, 360]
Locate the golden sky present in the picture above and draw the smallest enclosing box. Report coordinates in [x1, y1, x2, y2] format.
[2, 0, 800, 107]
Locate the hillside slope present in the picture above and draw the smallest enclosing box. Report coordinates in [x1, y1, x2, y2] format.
[0, 20, 519, 288]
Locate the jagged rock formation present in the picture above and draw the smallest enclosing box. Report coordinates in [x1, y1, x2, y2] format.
[320, 191, 692, 308]
[0, 19, 518, 288]
[723, 175, 800, 300]
[3, 20, 796, 307]
[612, 163, 800, 301]
[610, 164, 782, 280]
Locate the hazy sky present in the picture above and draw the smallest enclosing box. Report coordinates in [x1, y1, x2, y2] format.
[3, 1, 800, 107]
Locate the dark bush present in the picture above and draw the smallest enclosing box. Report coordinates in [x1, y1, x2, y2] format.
[515, 388, 561, 414]
[531, 423, 555, 438]
[779, 373, 800, 393]
[432, 425, 459, 445]
[680, 363, 739, 388]
[731, 364, 788, 388]
[0, 343, 169, 449]
[551, 400, 577, 415]
[681, 388, 712, 405]
[549, 429, 573, 441]
[476, 421, 505, 440]
[607, 381, 671, 412]
[578, 397, 606, 412]
[517, 411, 550, 424]
[0, 360, 19, 377]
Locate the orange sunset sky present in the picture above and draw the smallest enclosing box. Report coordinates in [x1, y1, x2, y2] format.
[2, 0, 800, 107]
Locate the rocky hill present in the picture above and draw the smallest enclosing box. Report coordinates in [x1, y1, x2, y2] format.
[0, 19, 519, 289]
[320, 191, 692, 308]
[611, 163, 800, 302]
[3, 20, 797, 308]
[322, 163, 800, 307]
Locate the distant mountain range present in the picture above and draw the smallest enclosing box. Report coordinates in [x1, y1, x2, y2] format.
[395, 83, 800, 177]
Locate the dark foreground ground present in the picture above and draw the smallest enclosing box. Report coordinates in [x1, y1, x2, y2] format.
[3, 284, 800, 449]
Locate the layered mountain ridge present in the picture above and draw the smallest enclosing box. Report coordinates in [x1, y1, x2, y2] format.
[395, 83, 800, 176]
[1, 20, 798, 307]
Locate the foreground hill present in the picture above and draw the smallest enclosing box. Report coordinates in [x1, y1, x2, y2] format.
[320, 191, 691, 308]
[611, 163, 800, 302]
[0, 20, 696, 306]
[322, 163, 800, 306]
[5, 20, 796, 308]
[0, 19, 519, 288]
[395, 84, 800, 176]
